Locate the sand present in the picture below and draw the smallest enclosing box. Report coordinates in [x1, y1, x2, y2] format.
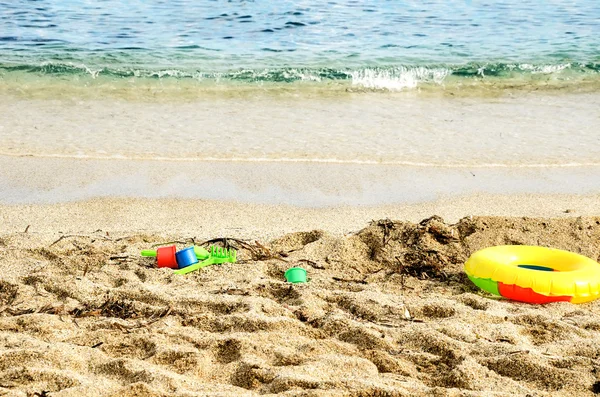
[1, 197, 600, 396]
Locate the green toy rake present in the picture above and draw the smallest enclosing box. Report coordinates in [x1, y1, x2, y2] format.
[174, 246, 237, 275]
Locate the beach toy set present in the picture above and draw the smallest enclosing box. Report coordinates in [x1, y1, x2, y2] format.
[141, 245, 236, 274]
[141, 244, 309, 282]
[465, 245, 600, 304]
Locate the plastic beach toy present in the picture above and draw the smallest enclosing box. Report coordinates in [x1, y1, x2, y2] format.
[193, 246, 210, 260]
[174, 246, 237, 275]
[175, 246, 198, 268]
[141, 245, 178, 269]
[141, 246, 209, 261]
[464, 245, 600, 304]
[285, 267, 307, 284]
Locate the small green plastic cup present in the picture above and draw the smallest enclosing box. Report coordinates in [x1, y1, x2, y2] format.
[285, 267, 307, 283]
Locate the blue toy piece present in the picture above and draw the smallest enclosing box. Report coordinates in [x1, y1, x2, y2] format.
[175, 246, 198, 268]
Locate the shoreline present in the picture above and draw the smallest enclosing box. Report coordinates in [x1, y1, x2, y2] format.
[2, 63, 600, 101]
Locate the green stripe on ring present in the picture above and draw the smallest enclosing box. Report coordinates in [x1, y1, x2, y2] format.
[467, 274, 500, 296]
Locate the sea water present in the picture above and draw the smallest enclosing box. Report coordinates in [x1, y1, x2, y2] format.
[1, 0, 599, 204]
[1, 0, 599, 83]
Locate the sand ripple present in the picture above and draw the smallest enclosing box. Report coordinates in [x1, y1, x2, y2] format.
[1, 216, 600, 396]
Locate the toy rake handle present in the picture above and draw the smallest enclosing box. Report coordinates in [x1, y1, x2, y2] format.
[140, 250, 157, 257]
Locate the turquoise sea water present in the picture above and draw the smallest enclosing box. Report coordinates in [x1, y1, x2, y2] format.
[1, 0, 600, 91]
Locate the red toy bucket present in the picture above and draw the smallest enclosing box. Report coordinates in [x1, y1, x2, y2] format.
[156, 245, 178, 269]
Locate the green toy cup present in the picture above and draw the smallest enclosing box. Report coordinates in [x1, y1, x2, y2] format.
[285, 267, 307, 283]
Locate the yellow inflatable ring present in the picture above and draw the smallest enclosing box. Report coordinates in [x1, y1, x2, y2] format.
[464, 245, 600, 304]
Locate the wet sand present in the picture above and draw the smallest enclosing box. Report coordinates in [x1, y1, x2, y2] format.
[1, 91, 600, 167]
[2, 155, 600, 207]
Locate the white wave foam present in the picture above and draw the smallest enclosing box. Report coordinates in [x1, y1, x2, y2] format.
[151, 69, 190, 78]
[517, 63, 572, 74]
[282, 69, 322, 82]
[81, 64, 101, 79]
[350, 66, 450, 90]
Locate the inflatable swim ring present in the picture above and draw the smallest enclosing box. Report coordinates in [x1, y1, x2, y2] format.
[464, 245, 600, 304]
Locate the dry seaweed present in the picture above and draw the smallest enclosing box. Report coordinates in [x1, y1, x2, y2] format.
[50, 234, 112, 247]
[0, 281, 18, 305]
[71, 297, 138, 319]
[151, 237, 196, 247]
[395, 250, 451, 280]
[199, 237, 286, 262]
[356, 216, 468, 281]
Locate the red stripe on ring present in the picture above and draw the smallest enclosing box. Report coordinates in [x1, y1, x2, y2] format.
[498, 282, 572, 304]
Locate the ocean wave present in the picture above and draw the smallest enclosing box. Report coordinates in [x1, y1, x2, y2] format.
[349, 66, 450, 90]
[0, 61, 599, 91]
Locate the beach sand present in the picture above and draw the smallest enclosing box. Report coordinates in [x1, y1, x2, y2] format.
[2, 196, 600, 396]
